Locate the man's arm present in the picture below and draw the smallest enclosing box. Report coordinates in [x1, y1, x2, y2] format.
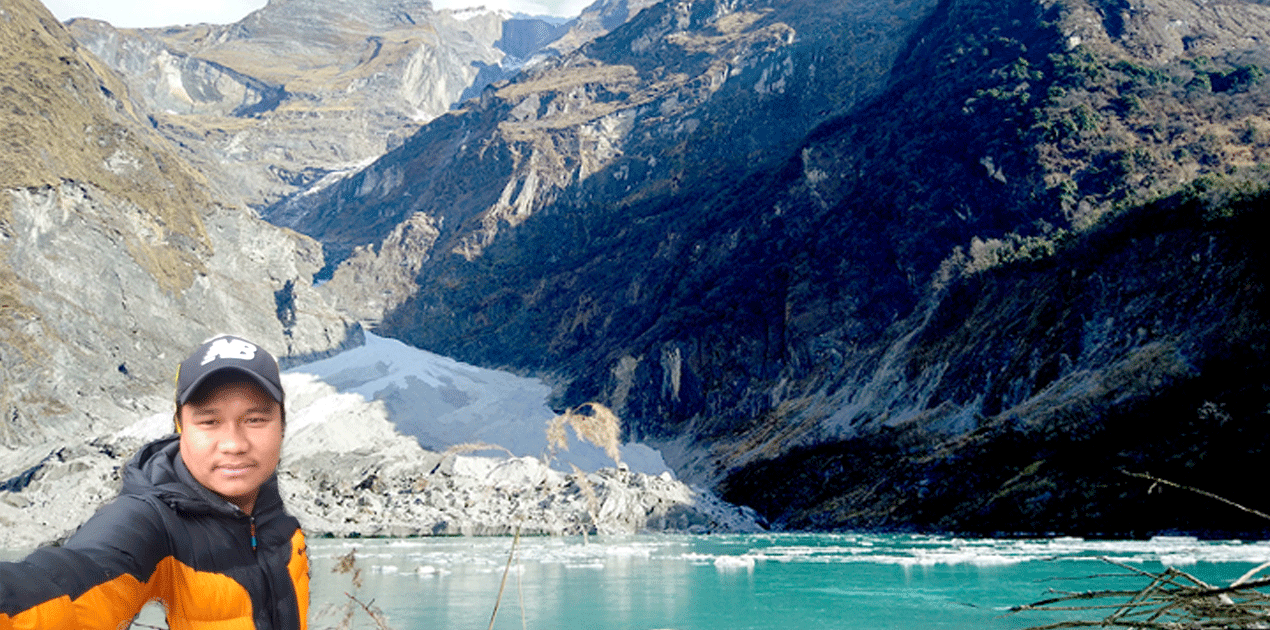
[0, 496, 169, 630]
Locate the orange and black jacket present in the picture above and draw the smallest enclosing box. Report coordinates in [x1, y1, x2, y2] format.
[0, 436, 309, 630]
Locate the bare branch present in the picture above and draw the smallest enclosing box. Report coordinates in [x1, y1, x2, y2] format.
[346, 593, 394, 630]
[488, 524, 523, 630]
[1119, 470, 1270, 522]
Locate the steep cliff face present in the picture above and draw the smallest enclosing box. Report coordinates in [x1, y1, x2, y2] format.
[280, 0, 1270, 535]
[293, 0, 940, 315]
[702, 0, 1270, 535]
[719, 187, 1269, 535]
[0, 0, 357, 473]
[64, 0, 570, 210]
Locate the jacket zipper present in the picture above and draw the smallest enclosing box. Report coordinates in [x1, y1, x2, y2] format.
[250, 515, 258, 551]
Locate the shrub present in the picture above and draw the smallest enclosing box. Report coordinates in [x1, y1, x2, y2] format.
[1211, 65, 1265, 93]
[1071, 104, 1100, 131]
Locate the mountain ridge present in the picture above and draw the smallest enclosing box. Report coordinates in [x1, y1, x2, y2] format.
[275, 0, 1270, 535]
[282, 0, 939, 321]
[64, 0, 576, 212]
[65, 0, 672, 215]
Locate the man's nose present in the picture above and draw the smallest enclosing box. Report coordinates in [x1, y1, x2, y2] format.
[218, 423, 249, 452]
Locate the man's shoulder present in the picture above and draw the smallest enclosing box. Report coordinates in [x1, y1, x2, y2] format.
[66, 494, 171, 549]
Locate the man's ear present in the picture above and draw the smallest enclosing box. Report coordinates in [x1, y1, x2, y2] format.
[173, 411, 182, 435]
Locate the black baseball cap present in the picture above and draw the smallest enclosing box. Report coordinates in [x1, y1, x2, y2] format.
[175, 335, 284, 405]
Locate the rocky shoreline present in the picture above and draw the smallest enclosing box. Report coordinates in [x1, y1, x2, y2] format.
[0, 434, 763, 551]
[284, 451, 764, 539]
[0, 368, 762, 551]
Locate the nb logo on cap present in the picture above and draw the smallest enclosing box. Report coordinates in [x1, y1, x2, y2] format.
[201, 338, 258, 365]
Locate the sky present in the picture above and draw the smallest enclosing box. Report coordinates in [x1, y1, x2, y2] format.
[42, 0, 590, 28]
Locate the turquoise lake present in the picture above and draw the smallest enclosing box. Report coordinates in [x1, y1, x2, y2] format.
[304, 533, 1270, 629]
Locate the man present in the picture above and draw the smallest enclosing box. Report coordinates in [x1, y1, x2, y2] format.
[0, 335, 309, 630]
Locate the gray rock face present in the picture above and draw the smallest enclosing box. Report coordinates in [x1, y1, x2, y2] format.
[57, 20, 284, 119]
[0, 185, 356, 441]
[0, 0, 357, 500]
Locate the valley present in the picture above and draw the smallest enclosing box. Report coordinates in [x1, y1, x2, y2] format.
[2, 0, 1268, 540]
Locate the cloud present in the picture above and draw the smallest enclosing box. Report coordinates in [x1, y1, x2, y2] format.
[42, 0, 268, 28]
[42, 0, 587, 27]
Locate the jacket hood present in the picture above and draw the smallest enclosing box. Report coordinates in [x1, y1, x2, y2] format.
[121, 435, 284, 518]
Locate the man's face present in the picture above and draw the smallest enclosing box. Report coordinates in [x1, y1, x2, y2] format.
[178, 379, 283, 514]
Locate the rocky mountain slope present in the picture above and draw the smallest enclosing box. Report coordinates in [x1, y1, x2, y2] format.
[64, 0, 659, 215]
[2, 0, 757, 548]
[0, 0, 357, 496]
[282, 0, 1270, 536]
[63, 0, 560, 211]
[287, 0, 939, 317]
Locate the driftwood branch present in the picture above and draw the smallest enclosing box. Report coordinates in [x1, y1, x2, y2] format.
[1012, 561, 1270, 629]
[1013, 472, 1270, 629]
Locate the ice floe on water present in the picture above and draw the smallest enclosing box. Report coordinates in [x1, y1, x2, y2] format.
[413, 565, 449, 577]
[307, 532, 1270, 580]
[713, 555, 756, 571]
[303, 533, 1270, 630]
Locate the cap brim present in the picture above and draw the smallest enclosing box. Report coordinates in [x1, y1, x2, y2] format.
[177, 367, 284, 405]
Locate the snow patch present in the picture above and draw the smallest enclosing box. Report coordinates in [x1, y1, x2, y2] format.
[285, 333, 670, 474]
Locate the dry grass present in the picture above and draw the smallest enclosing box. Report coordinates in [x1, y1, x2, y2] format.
[487, 524, 526, 630]
[544, 402, 624, 535]
[568, 463, 601, 522]
[546, 402, 623, 468]
[1, 0, 211, 293]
